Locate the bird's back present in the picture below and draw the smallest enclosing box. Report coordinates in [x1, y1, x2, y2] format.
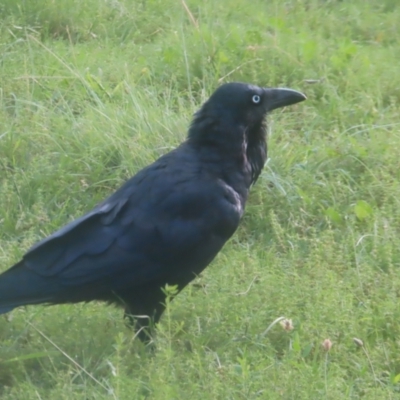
[0, 140, 246, 314]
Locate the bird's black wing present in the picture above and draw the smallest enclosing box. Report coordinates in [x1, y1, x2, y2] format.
[4, 153, 242, 304]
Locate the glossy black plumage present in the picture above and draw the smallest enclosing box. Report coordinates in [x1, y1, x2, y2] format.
[0, 82, 306, 340]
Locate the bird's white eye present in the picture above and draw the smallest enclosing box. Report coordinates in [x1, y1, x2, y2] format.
[252, 94, 261, 104]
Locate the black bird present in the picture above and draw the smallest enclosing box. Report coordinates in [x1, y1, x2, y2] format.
[0, 82, 305, 340]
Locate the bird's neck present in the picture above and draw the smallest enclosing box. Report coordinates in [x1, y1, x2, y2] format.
[187, 106, 268, 201]
[188, 119, 267, 187]
[187, 133, 266, 199]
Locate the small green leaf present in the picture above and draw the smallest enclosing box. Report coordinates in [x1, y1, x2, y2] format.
[301, 343, 313, 358]
[292, 332, 301, 352]
[217, 51, 229, 64]
[354, 200, 373, 221]
[324, 207, 343, 224]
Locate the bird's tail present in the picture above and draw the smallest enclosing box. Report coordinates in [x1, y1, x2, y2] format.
[0, 261, 59, 314]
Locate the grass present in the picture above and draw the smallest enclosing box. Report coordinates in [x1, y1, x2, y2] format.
[1, 0, 400, 398]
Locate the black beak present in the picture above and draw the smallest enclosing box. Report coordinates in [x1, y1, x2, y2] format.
[263, 88, 306, 112]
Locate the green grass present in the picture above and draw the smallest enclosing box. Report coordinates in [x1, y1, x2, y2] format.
[1, 0, 400, 398]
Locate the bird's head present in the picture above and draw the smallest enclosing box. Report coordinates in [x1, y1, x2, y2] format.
[188, 82, 306, 146]
[188, 82, 306, 184]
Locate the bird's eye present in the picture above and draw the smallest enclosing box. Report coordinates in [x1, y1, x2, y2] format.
[252, 94, 261, 104]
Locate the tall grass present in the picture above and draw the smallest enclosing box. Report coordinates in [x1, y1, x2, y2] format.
[1, 0, 400, 398]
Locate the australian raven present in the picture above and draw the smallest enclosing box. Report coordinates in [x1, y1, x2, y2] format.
[0, 82, 306, 341]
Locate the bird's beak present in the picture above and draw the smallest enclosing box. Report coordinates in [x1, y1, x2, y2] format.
[263, 88, 306, 112]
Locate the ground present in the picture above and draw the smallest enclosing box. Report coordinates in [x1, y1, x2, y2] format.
[0, 0, 400, 398]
